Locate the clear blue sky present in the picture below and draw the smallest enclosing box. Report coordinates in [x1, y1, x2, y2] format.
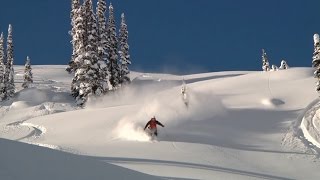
[0, 0, 320, 73]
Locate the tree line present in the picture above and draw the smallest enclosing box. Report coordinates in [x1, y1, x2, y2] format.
[67, 0, 131, 106]
[260, 49, 289, 72]
[0, 24, 33, 102]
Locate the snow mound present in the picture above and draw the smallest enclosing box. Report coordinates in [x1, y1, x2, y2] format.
[10, 101, 30, 109]
[261, 98, 285, 107]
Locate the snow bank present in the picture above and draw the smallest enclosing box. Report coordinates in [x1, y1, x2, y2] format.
[0, 138, 161, 180]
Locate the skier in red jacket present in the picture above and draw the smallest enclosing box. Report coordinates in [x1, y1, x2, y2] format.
[144, 116, 164, 136]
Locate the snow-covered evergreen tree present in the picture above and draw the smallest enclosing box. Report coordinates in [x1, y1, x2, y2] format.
[22, 56, 33, 89]
[312, 33, 320, 93]
[118, 13, 131, 85]
[279, 60, 289, 70]
[97, 0, 108, 63]
[107, 3, 120, 89]
[71, 5, 86, 104]
[271, 65, 278, 71]
[96, 0, 109, 93]
[71, 0, 102, 106]
[67, 0, 81, 74]
[262, 49, 270, 72]
[0, 33, 5, 100]
[84, 0, 104, 95]
[4, 24, 15, 99]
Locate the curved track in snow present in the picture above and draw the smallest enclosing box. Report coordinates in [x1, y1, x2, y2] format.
[300, 99, 320, 150]
[4, 121, 46, 141]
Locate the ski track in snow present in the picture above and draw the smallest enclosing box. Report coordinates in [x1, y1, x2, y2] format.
[267, 71, 273, 98]
[18, 123, 46, 140]
[300, 99, 320, 152]
[0, 72, 73, 145]
[2, 106, 52, 142]
[282, 98, 320, 157]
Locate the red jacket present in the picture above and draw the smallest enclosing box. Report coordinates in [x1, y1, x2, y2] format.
[144, 118, 164, 130]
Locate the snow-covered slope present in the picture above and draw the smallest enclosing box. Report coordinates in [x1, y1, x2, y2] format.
[1, 65, 320, 180]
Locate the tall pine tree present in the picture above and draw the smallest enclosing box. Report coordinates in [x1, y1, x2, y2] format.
[261, 49, 270, 72]
[67, 0, 81, 74]
[312, 33, 320, 93]
[83, 0, 103, 95]
[22, 56, 33, 89]
[107, 3, 120, 89]
[118, 13, 131, 85]
[4, 24, 15, 99]
[0, 33, 5, 100]
[97, 0, 108, 63]
[96, 0, 109, 93]
[71, 0, 102, 106]
[71, 5, 87, 104]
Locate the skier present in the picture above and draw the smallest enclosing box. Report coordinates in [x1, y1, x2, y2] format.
[144, 116, 164, 137]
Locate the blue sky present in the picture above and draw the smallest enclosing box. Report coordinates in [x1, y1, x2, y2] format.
[0, 0, 320, 73]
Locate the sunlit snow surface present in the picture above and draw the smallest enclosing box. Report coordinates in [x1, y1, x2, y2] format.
[1, 65, 320, 180]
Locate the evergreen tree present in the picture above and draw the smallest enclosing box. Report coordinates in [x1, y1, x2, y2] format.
[84, 0, 103, 95]
[107, 3, 120, 89]
[22, 56, 33, 89]
[261, 49, 270, 72]
[67, 0, 81, 74]
[71, 0, 102, 106]
[312, 34, 320, 93]
[271, 64, 278, 71]
[96, 0, 109, 93]
[0, 33, 5, 100]
[279, 60, 289, 70]
[97, 0, 108, 63]
[4, 24, 15, 99]
[71, 4, 86, 67]
[118, 13, 131, 85]
[71, 5, 87, 104]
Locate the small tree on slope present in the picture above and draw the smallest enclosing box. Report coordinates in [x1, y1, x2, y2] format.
[22, 56, 33, 89]
[312, 33, 320, 93]
[0, 33, 5, 100]
[279, 60, 289, 70]
[4, 24, 15, 99]
[118, 13, 131, 85]
[107, 3, 120, 89]
[261, 49, 270, 72]
[271, 64, 278, 71]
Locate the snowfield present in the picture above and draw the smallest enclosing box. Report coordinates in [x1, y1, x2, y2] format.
[1, 65, 320, 179]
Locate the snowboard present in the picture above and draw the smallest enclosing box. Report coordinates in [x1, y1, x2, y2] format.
[145, 128, 158, 141]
